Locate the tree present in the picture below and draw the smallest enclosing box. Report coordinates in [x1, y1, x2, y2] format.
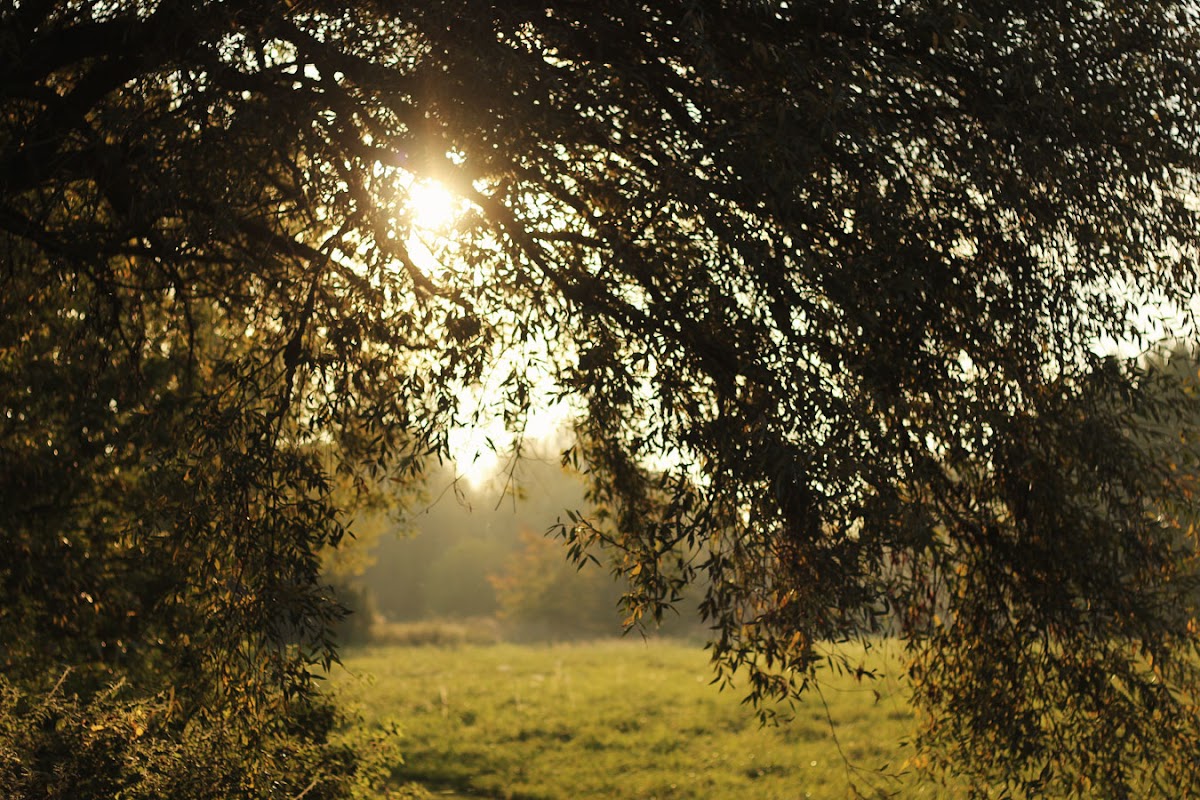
[3, 1, 1200, 797]
[489, 526, 626, 639]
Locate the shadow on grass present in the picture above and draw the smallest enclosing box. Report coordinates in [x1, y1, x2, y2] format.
[390, 760, 549, 800]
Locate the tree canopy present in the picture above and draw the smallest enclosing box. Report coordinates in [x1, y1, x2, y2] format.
[3, 1, 1200, 797]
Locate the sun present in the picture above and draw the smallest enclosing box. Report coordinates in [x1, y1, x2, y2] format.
[406, 178, 463, 232]
[399, 176, 470, 277]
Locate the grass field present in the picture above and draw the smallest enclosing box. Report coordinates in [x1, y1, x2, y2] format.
[331, 639, 954, 799]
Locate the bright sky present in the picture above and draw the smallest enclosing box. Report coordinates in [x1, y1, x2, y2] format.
[447, 395, 576, 489]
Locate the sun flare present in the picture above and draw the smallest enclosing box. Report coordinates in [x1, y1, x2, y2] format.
[406, 178, 462, 232]
[399, 176, 471, 277]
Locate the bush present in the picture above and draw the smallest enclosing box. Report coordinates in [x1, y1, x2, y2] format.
[366, 617, 503, 648]
[0, 670, 397, 800]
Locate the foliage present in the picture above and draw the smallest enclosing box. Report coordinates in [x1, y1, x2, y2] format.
[489, 528, 625, 639]
[1, 1, 419, 795]
[4, 1, 1200, 796]
[0, 669, 384, 800]
[326, 575, 380, 647]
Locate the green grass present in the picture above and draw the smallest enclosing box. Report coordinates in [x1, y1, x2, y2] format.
[330, 639, 952, 799]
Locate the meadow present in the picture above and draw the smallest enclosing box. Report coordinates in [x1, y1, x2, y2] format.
[331, 638, 957, 799]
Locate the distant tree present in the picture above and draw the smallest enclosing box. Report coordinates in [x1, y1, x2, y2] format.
[489, 527, 624, 639]
[4, 2, 1200, 797]
[424, 536, 509, 618]
[1123, 344, 1200, 564]
[320, 488, 400, 645]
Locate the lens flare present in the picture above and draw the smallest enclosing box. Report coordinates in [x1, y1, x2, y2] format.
[407, 179, 461, 232]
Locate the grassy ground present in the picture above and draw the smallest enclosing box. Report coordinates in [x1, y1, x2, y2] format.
[330, 638, 952, 799]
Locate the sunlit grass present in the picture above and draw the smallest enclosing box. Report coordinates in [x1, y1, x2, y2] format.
[331, 639, 954, 799]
